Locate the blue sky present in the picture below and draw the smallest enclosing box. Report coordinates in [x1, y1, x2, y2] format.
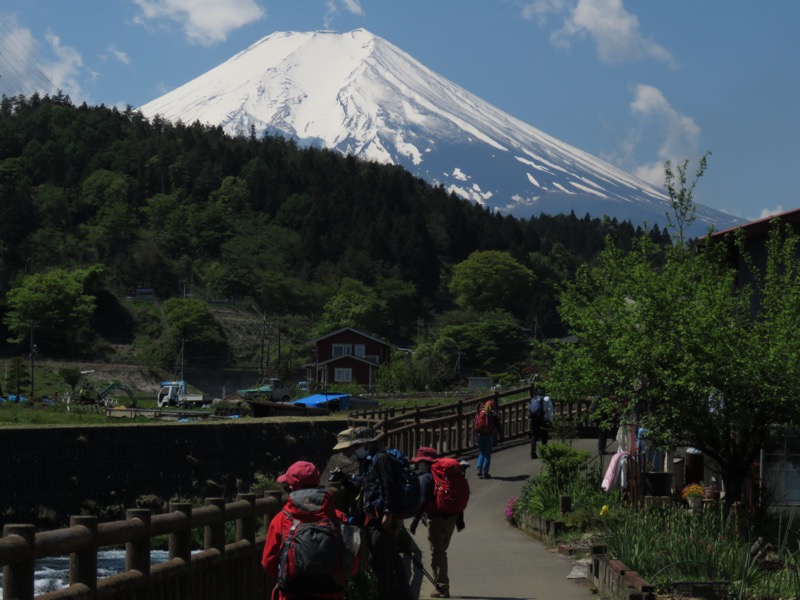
[1, 0, 798, 222]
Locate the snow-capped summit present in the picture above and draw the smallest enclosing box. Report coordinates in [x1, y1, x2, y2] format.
[140, 29, 741, 234]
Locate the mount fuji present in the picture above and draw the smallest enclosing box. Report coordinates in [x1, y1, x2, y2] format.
[139, 29, 741, 235]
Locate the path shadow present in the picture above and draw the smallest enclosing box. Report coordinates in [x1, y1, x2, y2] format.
[490, 474, 530, 482]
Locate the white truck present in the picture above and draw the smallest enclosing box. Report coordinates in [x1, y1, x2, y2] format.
[157, 380, 209, 408]
[236, 378, 291, 403]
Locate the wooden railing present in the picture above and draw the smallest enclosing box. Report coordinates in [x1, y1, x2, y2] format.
[1, 492, 283, 600]
[349, 385, 594, 457]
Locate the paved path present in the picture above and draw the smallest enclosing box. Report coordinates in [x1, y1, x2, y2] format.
[407, 438, 611, 600]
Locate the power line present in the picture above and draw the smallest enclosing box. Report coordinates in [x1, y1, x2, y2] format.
[0, 19, 59, 98]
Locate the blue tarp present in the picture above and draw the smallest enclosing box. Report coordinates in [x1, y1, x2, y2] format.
[291, 393, 350, 409]
[0, 395, 27, 403]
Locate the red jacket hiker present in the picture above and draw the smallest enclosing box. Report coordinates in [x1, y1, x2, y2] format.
[262, 462, 359, 600]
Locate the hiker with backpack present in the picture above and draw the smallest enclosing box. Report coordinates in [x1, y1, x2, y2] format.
[351, 426, 415, 600]
[529, 388, 554, 459]
[409, 447, 469, 599]
[474, 400, 503, 478]
[261, 460, 359, 600]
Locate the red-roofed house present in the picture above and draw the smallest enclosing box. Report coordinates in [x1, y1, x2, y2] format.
[307, 327, 393, 392]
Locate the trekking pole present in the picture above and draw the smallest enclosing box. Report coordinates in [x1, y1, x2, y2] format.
[397, 531, 446, 595]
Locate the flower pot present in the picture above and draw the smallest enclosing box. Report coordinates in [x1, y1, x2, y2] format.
[687, 496, 702, 509]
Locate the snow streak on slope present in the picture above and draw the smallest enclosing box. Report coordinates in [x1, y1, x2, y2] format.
[140, 29, 742, 234]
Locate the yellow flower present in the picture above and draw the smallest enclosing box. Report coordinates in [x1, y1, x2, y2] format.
[600, 505, 609, 517]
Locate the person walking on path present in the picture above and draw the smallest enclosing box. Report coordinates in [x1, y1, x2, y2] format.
[261, 460, 359, 600]
[351, 426, 414, 600]
[529, 389, 554, 459]
[474, 400, 503, 478]
[409, 447, 467, 598]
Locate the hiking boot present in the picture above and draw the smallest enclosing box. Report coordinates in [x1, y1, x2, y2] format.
[431, 588, 450, 598]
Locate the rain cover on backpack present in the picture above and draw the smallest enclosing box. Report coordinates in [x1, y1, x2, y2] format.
[430, 457, 470, 514]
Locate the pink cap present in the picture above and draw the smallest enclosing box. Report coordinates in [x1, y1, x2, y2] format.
[277, 461, 321, 489]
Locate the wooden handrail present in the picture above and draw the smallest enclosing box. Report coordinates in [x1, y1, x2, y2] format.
[1, 492, 284, 600]
[350, 388, 594, 458]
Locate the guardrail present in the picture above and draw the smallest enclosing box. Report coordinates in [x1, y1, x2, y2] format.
[349, 385, 594, 457]
[1, 492, 283, 600]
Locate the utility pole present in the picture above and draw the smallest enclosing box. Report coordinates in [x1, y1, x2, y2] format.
[258, 312, 267, 383]
[29, 321, 37, 400]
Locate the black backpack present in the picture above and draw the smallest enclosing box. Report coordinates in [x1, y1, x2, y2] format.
[277, 489, 357, 595]
[367, 449, 421, 519]
[529, 395, 545, 418]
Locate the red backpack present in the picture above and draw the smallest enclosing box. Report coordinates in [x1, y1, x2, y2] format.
[430, 458, 470, 514]
[474, 406, 492, 434]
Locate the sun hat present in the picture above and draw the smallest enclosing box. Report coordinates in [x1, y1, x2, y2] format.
[411, 446, 439, 463]
[332, 428, 356, 450]
[351, 426, 376, 445]
[277, 461, 320, 489]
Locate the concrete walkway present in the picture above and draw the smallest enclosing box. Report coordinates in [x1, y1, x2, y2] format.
[407, 438, 608, 600]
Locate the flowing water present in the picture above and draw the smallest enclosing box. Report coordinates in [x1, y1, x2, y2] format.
[0, 550, 168, 598]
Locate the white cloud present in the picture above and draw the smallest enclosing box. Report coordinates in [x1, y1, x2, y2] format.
[133, 0, 265, 46]
[759, 206, 785, 219]
[521, 0, 675, 66]
[104, 46, 131, 66]
[342, 0, 365, 16]
[324, 0, 365, 28]
[0, 15, 86, 101]
[626, 84, 700, 186]
[42, 30, 85, 100]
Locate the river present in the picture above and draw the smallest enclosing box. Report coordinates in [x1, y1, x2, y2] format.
[0, 550, 168, 598]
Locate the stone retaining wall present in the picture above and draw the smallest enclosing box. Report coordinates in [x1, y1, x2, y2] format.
[0, 420, 343, 528]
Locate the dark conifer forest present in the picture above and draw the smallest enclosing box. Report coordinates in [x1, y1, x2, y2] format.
[0, 94, 671, 381]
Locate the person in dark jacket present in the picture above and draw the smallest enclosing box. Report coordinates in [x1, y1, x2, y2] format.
[529, 389, 553, 459]
[351, 426, 413, 600]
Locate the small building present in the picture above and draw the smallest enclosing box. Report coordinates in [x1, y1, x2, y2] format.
[710, 209, 800, 505]
[307, 327, 393, 392]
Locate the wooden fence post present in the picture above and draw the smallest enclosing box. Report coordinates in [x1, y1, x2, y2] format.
[126, 508, 151, 600]
[70, 515, 98, 593]
[456, 401, 464, 454]
[236, 493, 257, 600]
[169, 501, 192, 600]
[205, 498, 226, 600]
[2, 524, 35, 600]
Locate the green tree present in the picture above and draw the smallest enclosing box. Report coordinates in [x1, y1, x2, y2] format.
[316, 279, 386, 334]
[550, 218, 800, 506]
[161, 298, 219, 342]
[6, 356, 31, 400]
[435, 310, 527, 373]
[449, 250, 535, 317]
[4, 267, 99, 353]
[59, 367, 82, 399]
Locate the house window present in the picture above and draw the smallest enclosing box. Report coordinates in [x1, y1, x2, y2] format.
[334, 368, 352, 382]
[332, 343, 352, 357]
[354, 344, 366, 358]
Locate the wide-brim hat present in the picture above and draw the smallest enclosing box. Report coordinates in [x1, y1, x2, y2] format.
[411, 446, 439, 463]
[351, 426, 376, 445]
[332, 428, 356, 450]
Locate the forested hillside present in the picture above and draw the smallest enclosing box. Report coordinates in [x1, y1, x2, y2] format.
[0, 94, 671, 386]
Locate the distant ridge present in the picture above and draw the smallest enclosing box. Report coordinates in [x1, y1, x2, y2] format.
[140, 29, 743, 235]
